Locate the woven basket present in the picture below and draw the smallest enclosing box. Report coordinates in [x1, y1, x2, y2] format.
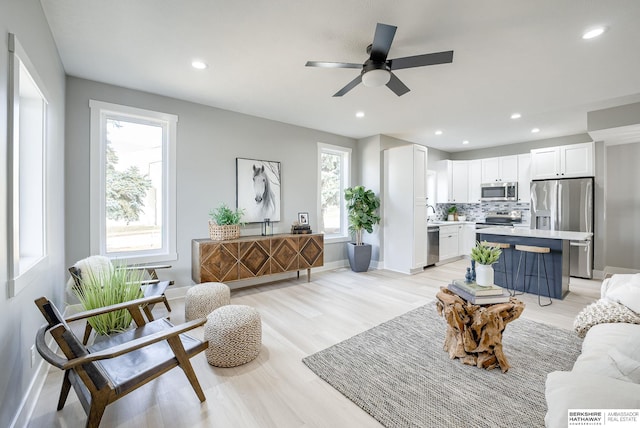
[208, 221, 240, 241]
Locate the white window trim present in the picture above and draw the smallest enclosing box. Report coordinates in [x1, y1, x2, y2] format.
[89, 100, 177, 263]
[317, 142, 351, 243]
[7, 33, 50, 297]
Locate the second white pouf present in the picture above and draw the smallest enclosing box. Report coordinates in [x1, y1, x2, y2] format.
[184, 282, 230, 321]
[205, 305, 262, 367]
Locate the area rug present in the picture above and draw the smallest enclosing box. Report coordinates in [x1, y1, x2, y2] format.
[303, 303, 582, 428]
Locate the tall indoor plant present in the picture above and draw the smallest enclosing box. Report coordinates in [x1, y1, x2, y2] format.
[470, 241, 502, 286]
[344, 185, 381, 272]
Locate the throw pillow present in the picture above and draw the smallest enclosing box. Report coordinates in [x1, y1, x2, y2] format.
[602, 273, 640, 313]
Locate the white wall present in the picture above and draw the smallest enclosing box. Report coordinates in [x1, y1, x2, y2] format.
[0, 1, 66, 426]
[605, 142, 640, 271]
[65, 77, 358, 286]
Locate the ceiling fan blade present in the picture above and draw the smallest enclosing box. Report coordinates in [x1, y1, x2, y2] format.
[333, 74, 362, 97]
[389, 50, 454, 70]
[386, 73, 410, 96]
[370, 23, 397, 62]
[306, 61, 362, 69]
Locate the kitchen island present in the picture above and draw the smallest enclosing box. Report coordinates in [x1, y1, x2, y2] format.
[476, 227, 592, 299]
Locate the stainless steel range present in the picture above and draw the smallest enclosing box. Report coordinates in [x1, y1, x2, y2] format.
[475, 210, 522, 229]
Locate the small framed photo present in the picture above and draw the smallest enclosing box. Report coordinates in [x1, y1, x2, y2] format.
[298, 212, 309, 225]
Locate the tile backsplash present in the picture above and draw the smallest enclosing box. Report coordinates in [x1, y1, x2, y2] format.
[434, 202, 531, 225]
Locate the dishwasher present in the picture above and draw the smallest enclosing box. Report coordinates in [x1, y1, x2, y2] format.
[427, 225, 439, 266]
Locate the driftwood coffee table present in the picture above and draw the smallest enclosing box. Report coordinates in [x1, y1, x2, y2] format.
[436, 287, 525, 373]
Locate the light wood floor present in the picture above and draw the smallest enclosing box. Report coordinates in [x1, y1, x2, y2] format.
[28, 259, 601, 428]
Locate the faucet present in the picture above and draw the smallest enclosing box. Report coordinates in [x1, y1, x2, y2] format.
[426, 204, 436, 215]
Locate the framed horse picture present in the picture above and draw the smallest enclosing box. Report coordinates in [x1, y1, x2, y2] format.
[236, 158, 281, 223]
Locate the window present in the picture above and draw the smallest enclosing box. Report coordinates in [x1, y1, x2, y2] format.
[90, 100, 177, 263]
[7, 33, 49, 296]
[318, 143, 351, 241]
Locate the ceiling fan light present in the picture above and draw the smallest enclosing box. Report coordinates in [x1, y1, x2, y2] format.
[362, 69, 391, 87]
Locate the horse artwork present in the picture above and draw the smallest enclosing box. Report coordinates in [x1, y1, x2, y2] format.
[236, 158, 281, 223]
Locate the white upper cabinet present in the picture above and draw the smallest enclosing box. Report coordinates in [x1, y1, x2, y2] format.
[437, 160, 471, 203]
[531, 142, 594, 180]
[481, 155, 518, 182]
[517, 153, 531, 203]
[451, 161, 469, 203]
[468, 159, 482, 203]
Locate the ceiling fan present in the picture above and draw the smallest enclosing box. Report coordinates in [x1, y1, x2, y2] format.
[306, 23, 454, 97]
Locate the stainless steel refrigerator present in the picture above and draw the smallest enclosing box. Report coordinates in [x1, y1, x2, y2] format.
[530, 177, 594, 278]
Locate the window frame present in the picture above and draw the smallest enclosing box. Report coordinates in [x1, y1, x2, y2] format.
[89, 100, 178, 263]
[317, 143, 351, 243]
[7, 33, 50, 297]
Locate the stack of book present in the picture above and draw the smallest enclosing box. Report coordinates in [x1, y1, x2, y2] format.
[291, 224, 312, 234]
[447, 279, 511, 305]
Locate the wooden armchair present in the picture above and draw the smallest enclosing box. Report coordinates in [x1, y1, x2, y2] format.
[34, 295, 208, 428]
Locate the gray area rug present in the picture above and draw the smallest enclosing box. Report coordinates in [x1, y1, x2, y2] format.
[303, 303, 582, 428]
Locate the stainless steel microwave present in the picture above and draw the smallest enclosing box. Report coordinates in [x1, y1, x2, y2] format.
[480, 182, 518, 201]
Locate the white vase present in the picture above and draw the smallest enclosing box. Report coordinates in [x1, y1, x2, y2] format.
[475, 264, 494, 286]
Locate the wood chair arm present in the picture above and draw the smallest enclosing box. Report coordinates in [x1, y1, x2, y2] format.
[35, 325, 69, 369]
[64, 294, 167, 323]
[119, 264, 172, 271]
[58, 318, 207, 370]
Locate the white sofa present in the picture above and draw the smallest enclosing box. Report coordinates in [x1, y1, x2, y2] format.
[545, 274, 640, 428]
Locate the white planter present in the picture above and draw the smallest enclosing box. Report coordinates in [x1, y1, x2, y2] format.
[475, 264, 494, 286]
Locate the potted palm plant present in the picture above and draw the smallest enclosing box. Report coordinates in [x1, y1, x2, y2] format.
[470, 241, 502, 286]
[344, 185, 381, 272]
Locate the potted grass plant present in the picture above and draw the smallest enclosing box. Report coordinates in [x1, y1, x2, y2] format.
[72, 263, 145, 336]
[344, 185, 381, 272]
[470, 241, 502, 286]
[208, 203, 245, 240]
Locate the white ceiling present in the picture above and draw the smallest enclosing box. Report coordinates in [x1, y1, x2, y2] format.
[40, 0, 640, 152]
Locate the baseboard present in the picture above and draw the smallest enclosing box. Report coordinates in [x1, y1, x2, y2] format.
[603, 266, 640, 276]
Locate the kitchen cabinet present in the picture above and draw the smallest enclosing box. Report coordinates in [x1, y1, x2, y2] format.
[481, 155, 518, 183]
[460, 224, 476, 256]
[439, 225, 459, 261]
[436, 160, 470, 203]
[530, 142, 594, 180]
[468, 159, 482, 203]
[517, 153, 531, 203]
[384, 144, 428, 274]
[439, 223, 475, 261]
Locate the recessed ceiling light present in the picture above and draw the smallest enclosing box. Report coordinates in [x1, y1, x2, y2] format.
[191, 60, 208, 70]
[435, 130, 443, 135]
[531, 128, 540, 133]
[355, 111, 365, 118]
[582, 27, 605, 40]
[462, 140, 469, 145]
[510, 113, 522, 119]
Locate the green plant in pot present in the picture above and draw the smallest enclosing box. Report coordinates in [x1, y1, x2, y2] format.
[470, 241, 502, 286]
[208, 203, 245, 240]
[73, 263, 145, 336]
[344, 185, 381, 272]
[447, 205, 458, 221]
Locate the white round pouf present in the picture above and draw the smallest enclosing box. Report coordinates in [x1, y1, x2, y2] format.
[204, 305, 262, 367]
[184, 282, 230, 321]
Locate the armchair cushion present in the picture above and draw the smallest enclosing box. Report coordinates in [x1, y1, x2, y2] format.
[89, 318, 206, 394]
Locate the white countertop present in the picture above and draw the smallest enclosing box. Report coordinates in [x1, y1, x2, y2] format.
[477, 227, 592, 241]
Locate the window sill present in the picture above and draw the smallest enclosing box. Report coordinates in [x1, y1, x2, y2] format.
[324, 236, 351, 245]
[9, 255, 49, 297]
[109, 252, 178, 265]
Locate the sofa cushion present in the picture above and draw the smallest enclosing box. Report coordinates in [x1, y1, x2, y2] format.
[545, 371, 640, 428]
[572, 323, 640, 381]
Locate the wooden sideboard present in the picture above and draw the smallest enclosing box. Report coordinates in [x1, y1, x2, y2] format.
[192, 233, 324, 284]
